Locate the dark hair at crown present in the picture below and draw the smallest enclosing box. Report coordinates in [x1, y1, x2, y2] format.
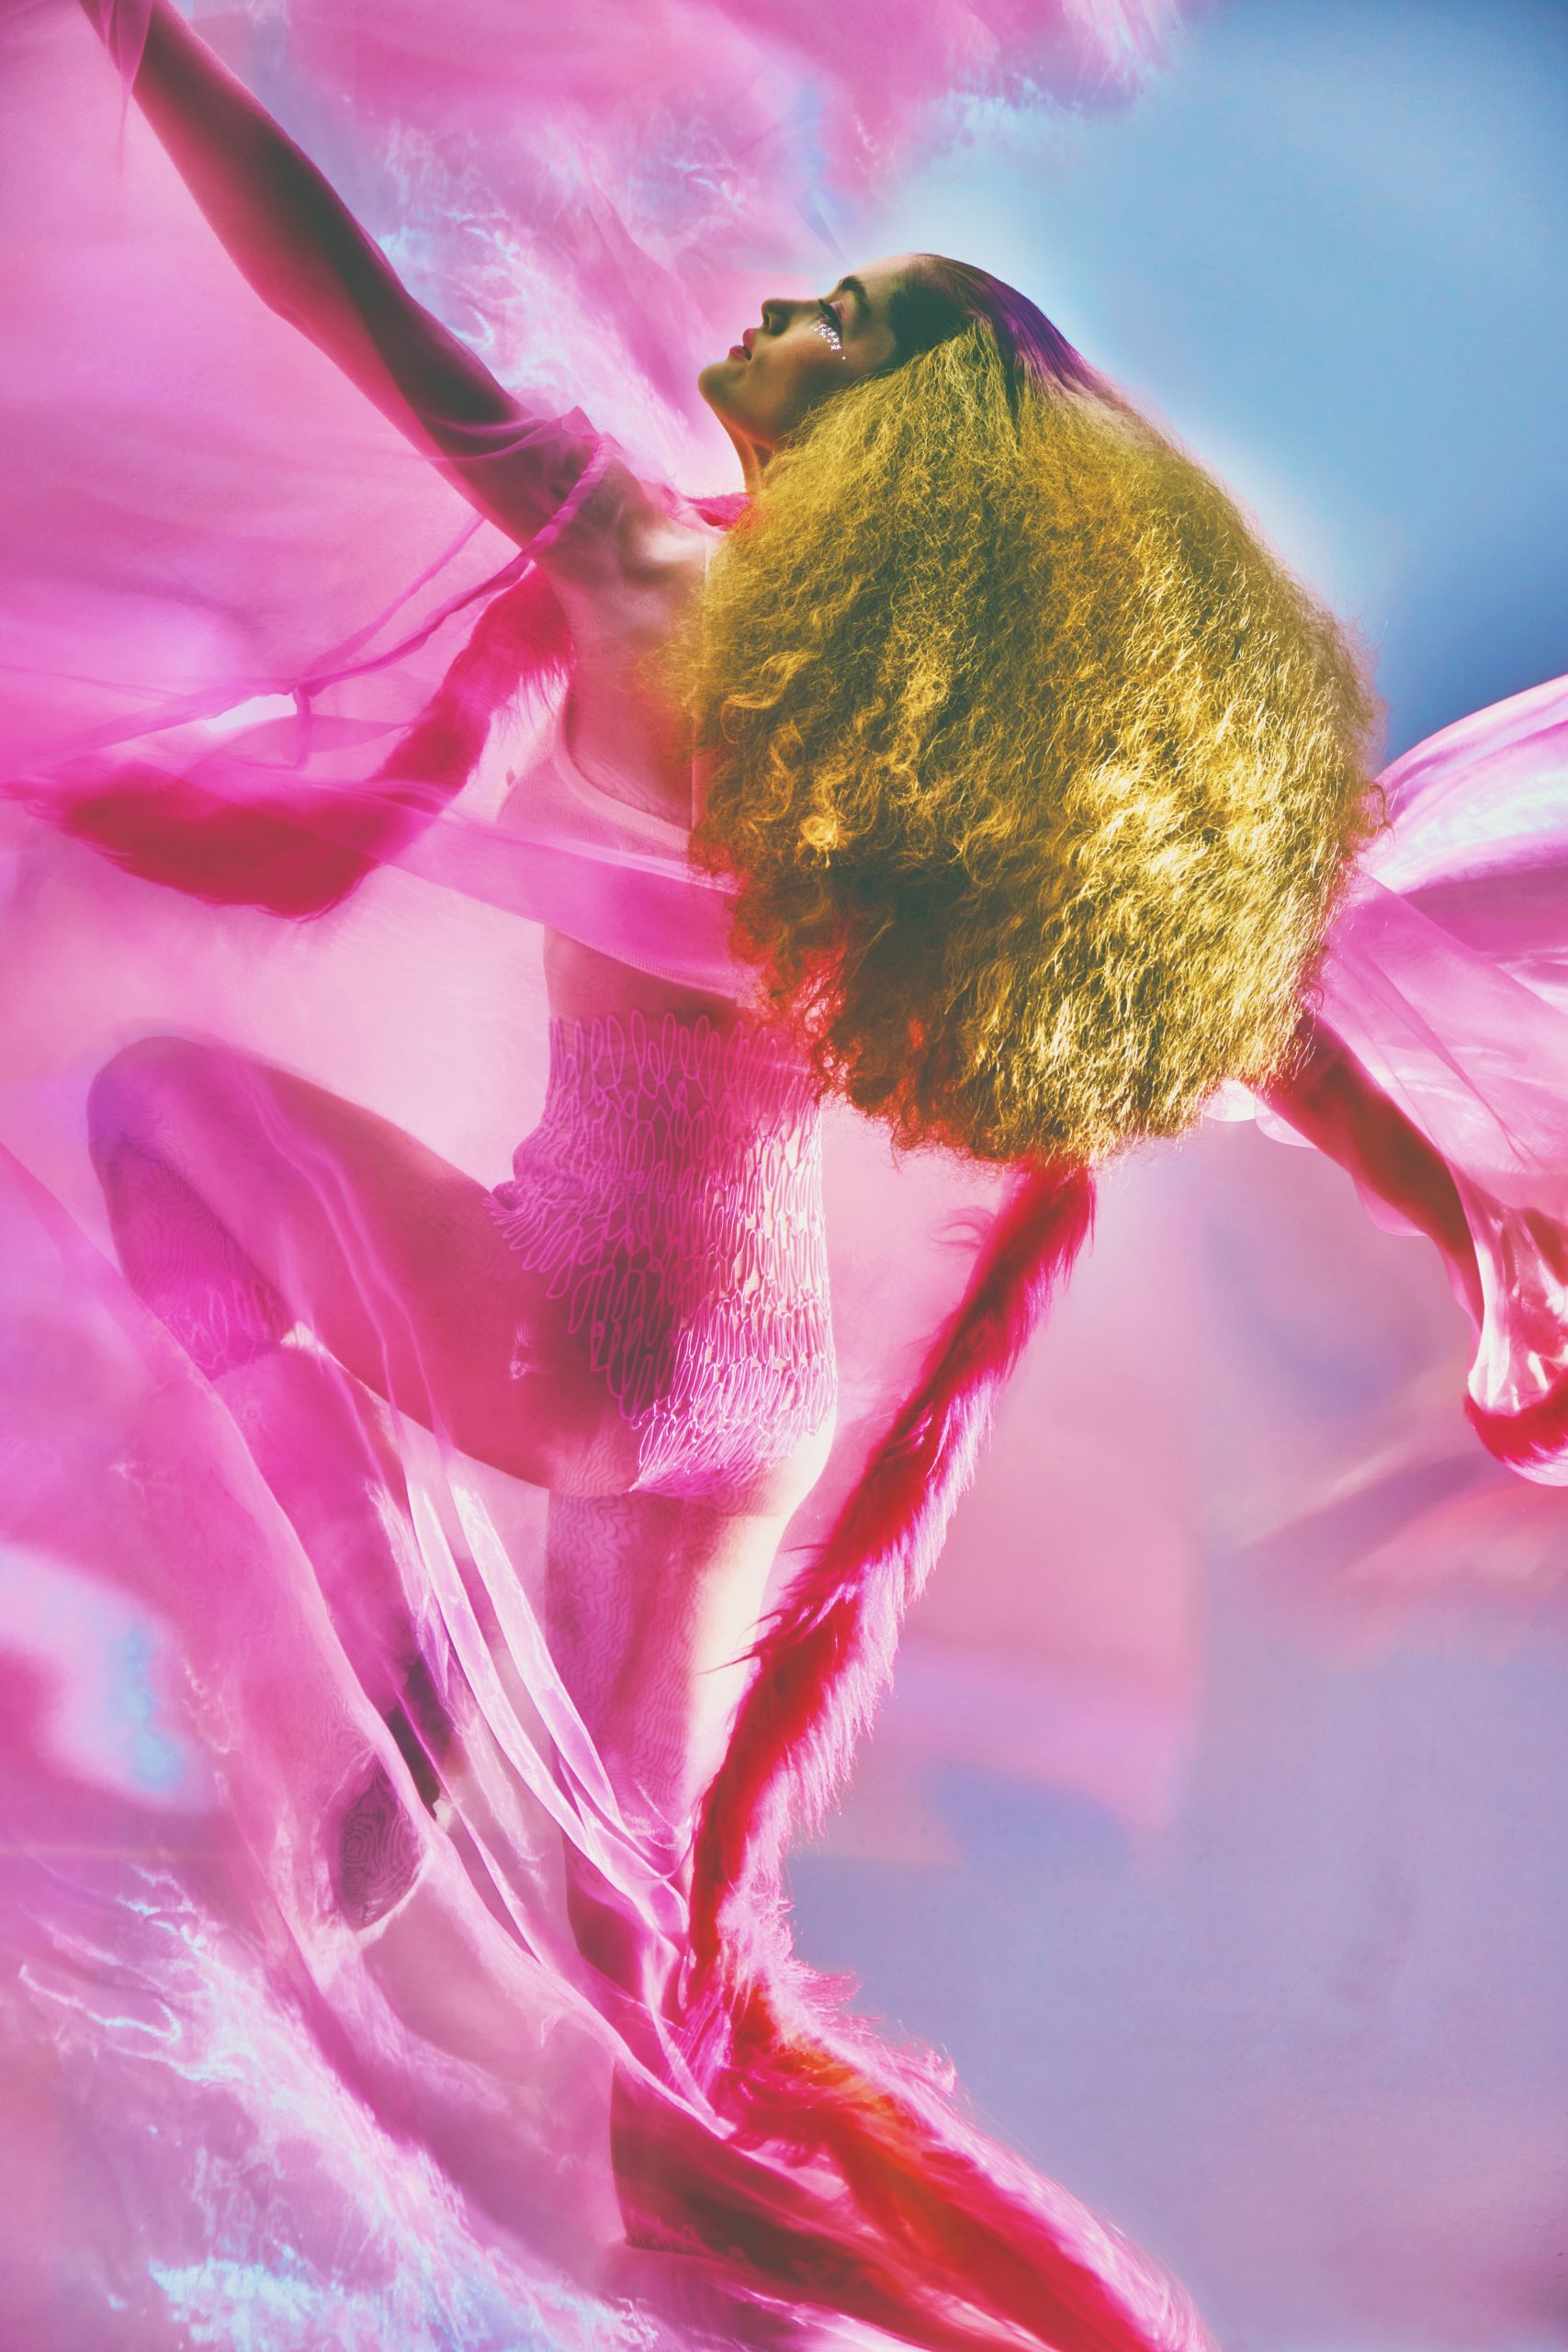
[886, 254, 1113, 417]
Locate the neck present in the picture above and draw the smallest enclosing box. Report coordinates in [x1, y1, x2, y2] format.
[718, 420, 768, 495]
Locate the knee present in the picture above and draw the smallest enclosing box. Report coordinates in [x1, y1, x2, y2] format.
[86, 1035, 211, 1163]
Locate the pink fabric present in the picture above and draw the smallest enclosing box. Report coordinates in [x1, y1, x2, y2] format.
[1, 4, 1565, 2346]
[1239, 673, 1568, 1481]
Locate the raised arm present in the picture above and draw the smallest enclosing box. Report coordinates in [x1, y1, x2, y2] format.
[83, 0, 614, 566]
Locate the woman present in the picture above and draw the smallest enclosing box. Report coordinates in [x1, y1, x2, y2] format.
[69, 0, 1377, 1660]
[7, 2, 1568, 2346]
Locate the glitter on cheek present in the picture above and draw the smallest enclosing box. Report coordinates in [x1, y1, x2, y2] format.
[808, 316, 844, 356]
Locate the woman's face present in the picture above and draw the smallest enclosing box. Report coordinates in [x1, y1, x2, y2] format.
[699, 254, 910, 469]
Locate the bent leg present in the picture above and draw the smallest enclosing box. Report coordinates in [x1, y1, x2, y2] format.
[86, 1033, 641, 1490]
[85, 1032, 657, 1930]
[85, 1034, 840, 1970]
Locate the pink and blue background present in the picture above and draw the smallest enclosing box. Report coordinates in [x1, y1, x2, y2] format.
[40, 2, 1568, 2341]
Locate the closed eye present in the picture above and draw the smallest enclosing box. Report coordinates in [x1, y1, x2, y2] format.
[817, 298, 845, 346]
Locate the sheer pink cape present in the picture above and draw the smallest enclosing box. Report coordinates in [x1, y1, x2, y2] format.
[3, 3, 1567, 2346]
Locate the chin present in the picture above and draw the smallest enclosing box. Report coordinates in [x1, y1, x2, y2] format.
[696, 359, 741, 421]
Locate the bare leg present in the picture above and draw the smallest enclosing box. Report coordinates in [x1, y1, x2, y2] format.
[85, 1033, 642, 1487]
[85, 1033, 836, 1975]
[83, 1034, 640, 1923]
[86, 1115, 452, 1834]
[545, 1437, 830, 2018]
[546, 1491, 806, 1833]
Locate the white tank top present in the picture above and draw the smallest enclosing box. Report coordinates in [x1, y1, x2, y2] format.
[492, 679, 750, 1002]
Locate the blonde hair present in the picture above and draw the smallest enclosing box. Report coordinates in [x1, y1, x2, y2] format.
[658, 300, 1382, 1167]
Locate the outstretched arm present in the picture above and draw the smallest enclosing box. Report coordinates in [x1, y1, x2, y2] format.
[83, 0, 610, 563]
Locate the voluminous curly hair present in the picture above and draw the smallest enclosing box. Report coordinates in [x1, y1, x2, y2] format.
[658, 257, 1383, 1167]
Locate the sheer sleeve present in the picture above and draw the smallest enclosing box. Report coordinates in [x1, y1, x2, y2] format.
[1226, 673, 1568, 1485]
[81, 0, 619, 569]
[5, 0, 696, 923]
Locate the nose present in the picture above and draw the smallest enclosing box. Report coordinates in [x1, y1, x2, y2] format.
[759, 297, 798, 337]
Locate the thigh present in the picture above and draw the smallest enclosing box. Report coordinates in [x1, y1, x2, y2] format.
[88, 1035, 641, 1490]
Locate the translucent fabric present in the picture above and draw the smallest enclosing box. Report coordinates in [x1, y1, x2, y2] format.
[1232, 671, 1568, 1481]
[3, 6, 1568, 2349]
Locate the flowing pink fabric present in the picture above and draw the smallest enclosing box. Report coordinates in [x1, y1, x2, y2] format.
[1246, 673, 1568, 1483]
[1, 5, 1565, 2346]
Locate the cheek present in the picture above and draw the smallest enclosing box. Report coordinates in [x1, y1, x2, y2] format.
[758, 346, 840, 428]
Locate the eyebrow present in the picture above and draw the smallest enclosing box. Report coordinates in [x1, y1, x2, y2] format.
[830, 275, 872, 323]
